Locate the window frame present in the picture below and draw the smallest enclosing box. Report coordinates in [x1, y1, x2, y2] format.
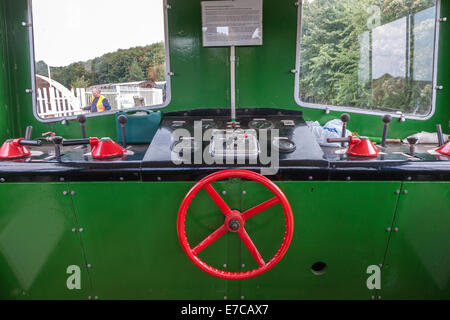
[27, 0, 172, 123]
[293, 0, 441, 121]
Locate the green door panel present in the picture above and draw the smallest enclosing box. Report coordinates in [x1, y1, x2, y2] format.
[69, 182, 231, 300]
[0, 183, 90, 300]
[381, 182, 450, 300]
[239, 181, 401, 300]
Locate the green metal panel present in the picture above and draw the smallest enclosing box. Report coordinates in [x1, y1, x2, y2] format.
[0, 183, 90, 300]
[68, 181, 231, 300]
[381, 182, 450, 299]
[240, 181, 401, 300]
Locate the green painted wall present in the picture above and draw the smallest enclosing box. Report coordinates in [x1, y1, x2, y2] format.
[0, 0, 449, 141]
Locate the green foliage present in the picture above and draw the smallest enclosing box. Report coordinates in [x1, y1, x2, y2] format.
[299, 0, 436, 115]
[35, 42, 165, 89]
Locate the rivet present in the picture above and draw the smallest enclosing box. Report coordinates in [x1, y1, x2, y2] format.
[222, 191, 227, 195]
[119, 177, 124, 181]
[87, 264, 92, 268]
[242, 190, 247, 195]
[72, 228, 76, 232]
[386, 227, 391, 232]
[346, 176, 351, 181]
[59, 177, 65, 182]
[0, 178, 5, 183]
[63, 191, 68, 195]
[79, 228, 84, 233]
[94, 296, 98, 300]
[241, 264, 246, 268]
[395, 190, 400, 194]
[157, 177, 162, 181]
[223, 264, 227, 268]
[224, 296, 228, 300]
[407, 176, 412, 181]
[88, 296, 92, 300]
[71, 191, 76, 195]
[308, 176, 313, 181]
[403, 190, 408, 195]
[394, 227, 399, 232]
[378, 296, 382, 300]
[241, 296, 245, 300]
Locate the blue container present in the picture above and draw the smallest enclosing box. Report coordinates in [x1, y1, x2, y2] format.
[115, 109, 162, 144]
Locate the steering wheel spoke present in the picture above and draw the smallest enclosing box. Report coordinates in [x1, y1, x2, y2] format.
[238, 228, 266, 267]
[241, 196, 280, 221]
[192, 224, 228, 255]
[203, 183, 232, 216]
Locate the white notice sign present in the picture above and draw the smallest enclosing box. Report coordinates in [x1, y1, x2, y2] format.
[201, 0, 263, 47]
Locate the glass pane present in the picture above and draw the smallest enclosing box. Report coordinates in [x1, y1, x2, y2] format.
[31, 0, 167, 120]
[298, 0, 437, 116]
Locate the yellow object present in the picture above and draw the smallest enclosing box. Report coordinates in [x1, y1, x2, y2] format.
[91, 95, 107, 112]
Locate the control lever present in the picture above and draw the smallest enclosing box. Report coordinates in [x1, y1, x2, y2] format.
[40, 132, 63, 162]
[340, 114, 350, 147]
[25, 126, 33, 140]
[436, 124, 444, 146]
[77, 115, 87, 139]
[407, 137, 419, 157]
[381, 115, 392, 148]
[18, 139, 42, 147]
[62, 139, 90, 146]
[118, 115, 128, 147]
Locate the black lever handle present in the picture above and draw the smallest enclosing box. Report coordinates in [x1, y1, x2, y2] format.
[118, 115, 128, 147]
[437, 124, 444, 146]
[340, 114, 350, 147]
[25, 126, 33, 140]
[77, 115, 87, 139]
[19, 139, 42, 146]
[381, 115, 392, 148]
[62, 139, 90, 146]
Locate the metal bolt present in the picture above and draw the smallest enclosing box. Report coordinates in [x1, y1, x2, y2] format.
[157, 177, 162, 181]
[346, 176, 351, 181]
[59, 177, 65, 182]
[224, 296, 228, 300]
[395, 190, 400, 194]
[439, 17, 447, 22]
[63, 191, 68, 195]
[403, 190, 408, 195]
[25, 89, 33, 93]
[223, 264, 227, 268]
[87, 264, 92, 268]
[378, 296, 382, 300]
[308, 176, 313, 181]
[222, 191, 227, 195]
[371, 296, 375, 300]
[386, 227, 391, 232]
[394, 227, 399, 232]
[71, 191, 76, 195]
[79, 228, 84, 233]
[72, 228, 76, 232]
[241, 264, 246, 268]
[242, 190, 247, 195]
[0, 178, 5, 183]
[88, 296, 92, 300]
[241, 296, 245, 300]
[407, 176, 412, 181]
[94, 296, 98, 300]
[119, 177, 124, 181]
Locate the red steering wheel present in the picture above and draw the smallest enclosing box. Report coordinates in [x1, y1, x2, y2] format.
[177, 169, 294, 280]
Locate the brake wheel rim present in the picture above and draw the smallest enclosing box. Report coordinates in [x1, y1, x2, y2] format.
[177, 169, 294, 280]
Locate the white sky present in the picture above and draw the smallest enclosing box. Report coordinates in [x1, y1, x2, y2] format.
[32, 0, 165, 67]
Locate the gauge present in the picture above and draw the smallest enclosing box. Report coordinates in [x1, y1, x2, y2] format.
[272, 138, 296, 153]
[249, 119, 273, 130]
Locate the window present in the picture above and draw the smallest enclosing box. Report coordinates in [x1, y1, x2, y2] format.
[29, 0, 170, 121]
[295, 0, 439, 119]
